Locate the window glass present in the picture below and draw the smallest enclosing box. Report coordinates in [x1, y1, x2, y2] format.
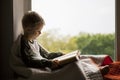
[32, 0, 115, 59]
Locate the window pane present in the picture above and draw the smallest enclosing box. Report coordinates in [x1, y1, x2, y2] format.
[32, 0, 115, 59]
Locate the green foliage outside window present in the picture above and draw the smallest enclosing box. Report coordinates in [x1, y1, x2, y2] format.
[37, 31, 115, 60]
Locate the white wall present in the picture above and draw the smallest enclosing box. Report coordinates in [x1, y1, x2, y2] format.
[13, 0, 31, 40]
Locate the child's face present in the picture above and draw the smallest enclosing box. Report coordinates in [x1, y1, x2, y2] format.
[26, 24, 43, 40]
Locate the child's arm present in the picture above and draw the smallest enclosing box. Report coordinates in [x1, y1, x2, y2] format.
[39, 45, 63, 59]
[47, 52, 63, 59]
[21, 40, 53, 68]
[21, 47, 53, 68]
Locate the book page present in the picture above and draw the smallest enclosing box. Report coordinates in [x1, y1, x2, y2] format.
[53, 50, 80, 63]
[50, 50, 81, 70]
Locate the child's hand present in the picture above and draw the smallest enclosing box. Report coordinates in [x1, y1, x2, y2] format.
[51, 60, 60, 69]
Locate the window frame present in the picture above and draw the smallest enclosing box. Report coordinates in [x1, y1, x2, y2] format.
[116, 0, 120, 61]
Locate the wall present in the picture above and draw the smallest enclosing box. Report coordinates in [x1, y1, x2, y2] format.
[0, 0, 13, 80]
[0, 0, 31, 80]
[13, 0, 31, 40]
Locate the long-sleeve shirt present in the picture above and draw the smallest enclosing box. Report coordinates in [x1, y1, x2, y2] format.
[20, 36, 63, 68]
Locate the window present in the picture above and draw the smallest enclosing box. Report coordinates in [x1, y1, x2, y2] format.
[32, 0, 115, 59]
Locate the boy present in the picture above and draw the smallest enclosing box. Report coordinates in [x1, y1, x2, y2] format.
[11, 11, 110, 79]
[21, 11, 63, 69]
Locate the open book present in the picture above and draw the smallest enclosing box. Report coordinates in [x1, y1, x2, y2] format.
[52, 50, 81, 66]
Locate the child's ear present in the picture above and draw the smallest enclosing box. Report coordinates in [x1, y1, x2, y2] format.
[25, 27, 33, 31]
[27, 28, 32, 31]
